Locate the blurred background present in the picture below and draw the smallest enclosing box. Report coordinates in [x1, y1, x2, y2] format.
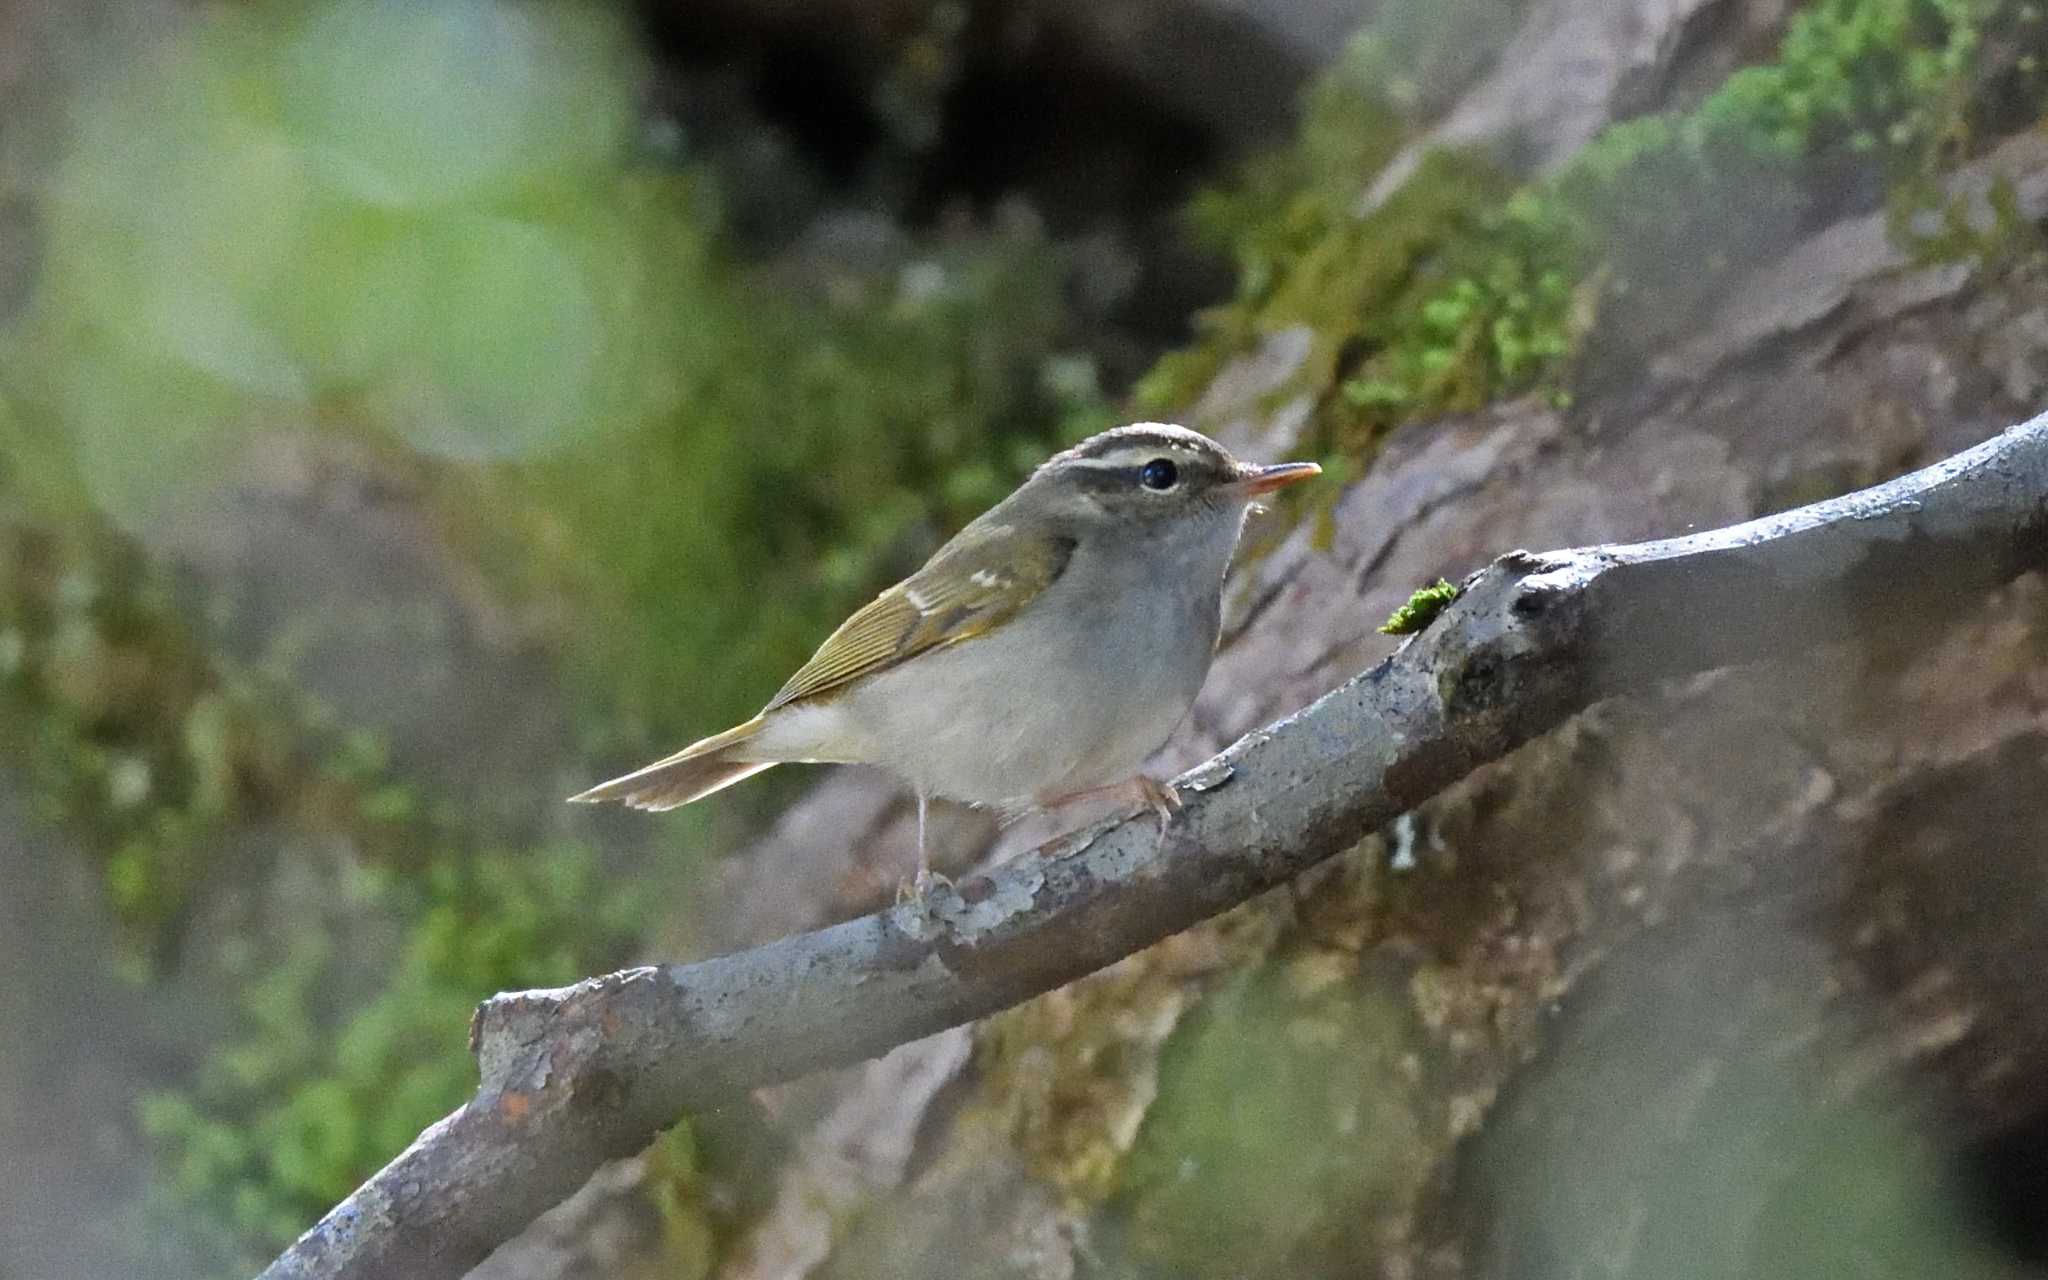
[3, 0, 2048, 1277]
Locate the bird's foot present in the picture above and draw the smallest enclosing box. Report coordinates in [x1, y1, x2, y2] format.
[896, 866, 955, 906]
[1036, 775, 1181, 845]
[1133, 775, 1182, 842]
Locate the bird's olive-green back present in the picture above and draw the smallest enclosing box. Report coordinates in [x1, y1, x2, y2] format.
[765, 519, 1076, 710]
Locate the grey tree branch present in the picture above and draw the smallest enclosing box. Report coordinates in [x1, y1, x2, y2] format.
[260, 413, 2048, 1280]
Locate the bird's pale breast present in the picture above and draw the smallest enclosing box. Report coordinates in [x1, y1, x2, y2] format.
[749, 518, 1238, 808]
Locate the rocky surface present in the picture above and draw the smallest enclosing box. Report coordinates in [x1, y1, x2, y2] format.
[1365, 0, 1756, 207]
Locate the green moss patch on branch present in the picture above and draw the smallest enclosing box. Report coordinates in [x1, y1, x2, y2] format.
[1381, 579, 1463, 636]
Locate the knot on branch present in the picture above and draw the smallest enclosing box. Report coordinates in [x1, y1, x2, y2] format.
[1416, 555, 1591, 727]
[469, 966, 666, 1095]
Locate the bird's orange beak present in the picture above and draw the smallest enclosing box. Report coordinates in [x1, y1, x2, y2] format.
[1232, 460, 1322, 496]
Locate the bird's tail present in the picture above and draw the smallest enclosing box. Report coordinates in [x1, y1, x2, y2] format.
[567, 716, 775, 811]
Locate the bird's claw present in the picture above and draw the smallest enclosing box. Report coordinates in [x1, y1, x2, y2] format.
[1030, 774, 1182, 847]
[897, 866, 954, 907]
[1135, 776, 1180, 842]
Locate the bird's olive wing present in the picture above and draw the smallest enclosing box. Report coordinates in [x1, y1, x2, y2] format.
[765, 523, 1076, 711]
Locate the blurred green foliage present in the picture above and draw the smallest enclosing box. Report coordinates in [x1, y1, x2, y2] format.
[138, 840, 645, 1269]
[12, 1, 667, 496]
[0, 0, 1108, 1270]
[0, 510, 266, 950]
[3, 0, 1109, 759]
[0, 477, 648, 1269]
[490, 217, 1109, 758]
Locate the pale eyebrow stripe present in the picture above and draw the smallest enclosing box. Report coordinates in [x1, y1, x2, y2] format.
[1067, 445, 1203, 469]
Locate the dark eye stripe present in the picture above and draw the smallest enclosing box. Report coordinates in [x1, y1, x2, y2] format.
[1067, 460, 1221, 493]
[1070, 465, 1146, 492]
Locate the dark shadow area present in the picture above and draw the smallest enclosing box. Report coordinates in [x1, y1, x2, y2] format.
[1964, 1107, 2048, 1266]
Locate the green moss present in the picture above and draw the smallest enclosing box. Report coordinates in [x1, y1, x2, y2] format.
[1894, 169, 2048, 264]
[1336, 186, 1587, 446]
[1542, 0, 2043, 350]
[1144, 0, 2047, 468]
[974, 898, 1289, 1205]
[642, 1124, 719, 1280]
[1181, 36, 1409, 312]
[1380, 578, 1462, 636]
[1706, 0, 1985, 163]
[140, 839, 642, 1274]
[1111, 961, 1434, 1277]
[1192, 141, 1563, 462]
[0, 511, 263, 946]
[1146, 73, 1581, 465]
[1130, 341, 1229, 420]
[1150, 19, 1566, 450]
[0, 509, 653, 1269]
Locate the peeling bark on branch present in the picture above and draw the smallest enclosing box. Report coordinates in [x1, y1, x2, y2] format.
[260, 413, 2048, 1280]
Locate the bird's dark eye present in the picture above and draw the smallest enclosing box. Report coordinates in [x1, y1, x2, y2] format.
[1139, 458, 1179, 490]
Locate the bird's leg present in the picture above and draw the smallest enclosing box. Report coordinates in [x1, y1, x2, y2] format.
[900, 790, 952, 903]
[916, 790, 932, 886]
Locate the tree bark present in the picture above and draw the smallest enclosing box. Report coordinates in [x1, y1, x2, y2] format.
[259, 412, 2048, 1280]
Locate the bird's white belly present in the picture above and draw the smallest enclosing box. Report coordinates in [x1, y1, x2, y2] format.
[769, 575, 1215, 808]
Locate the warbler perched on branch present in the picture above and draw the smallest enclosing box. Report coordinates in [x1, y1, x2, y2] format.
[571, 422, 1320, 891]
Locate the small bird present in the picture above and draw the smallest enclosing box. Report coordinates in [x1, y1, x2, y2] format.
[569, 423, 1320, 891]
